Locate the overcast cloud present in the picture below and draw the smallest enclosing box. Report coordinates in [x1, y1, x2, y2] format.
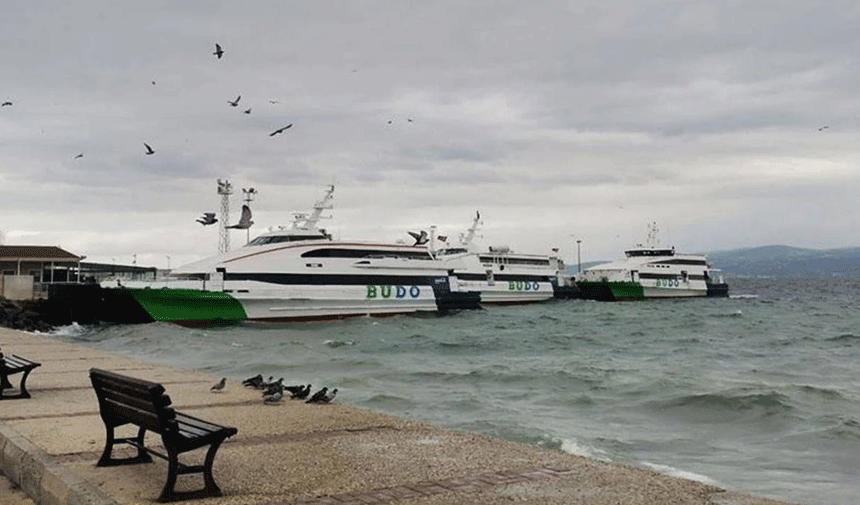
[2, 1, 859, 268]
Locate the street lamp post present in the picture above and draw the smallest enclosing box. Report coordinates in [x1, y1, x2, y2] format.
[576, 239, 582, 274]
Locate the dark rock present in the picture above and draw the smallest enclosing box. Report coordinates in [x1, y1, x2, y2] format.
[0, 296, 55, 333]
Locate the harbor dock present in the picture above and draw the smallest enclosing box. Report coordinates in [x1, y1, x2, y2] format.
[2, 328, 796, 505]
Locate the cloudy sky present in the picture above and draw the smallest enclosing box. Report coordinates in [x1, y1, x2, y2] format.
[2, 1, 859, 269]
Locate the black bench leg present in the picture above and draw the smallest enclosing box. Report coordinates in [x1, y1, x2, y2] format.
[158, 448, 181, 503]
[97, 425, 153, 466]
[156, 439, 227, 502]
[0, 373, 11, 390]
[202, 438, 227, 495]
[17, 368, 34, 399]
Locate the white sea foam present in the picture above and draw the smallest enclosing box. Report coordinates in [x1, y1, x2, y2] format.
[50, 322, 86, 337]
[730, 294, 759, 299]
[559, 438, 612, 462]
[641, 461, 722, 486]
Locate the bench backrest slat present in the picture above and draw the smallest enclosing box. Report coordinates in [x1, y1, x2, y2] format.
[90, 368, 178, 434]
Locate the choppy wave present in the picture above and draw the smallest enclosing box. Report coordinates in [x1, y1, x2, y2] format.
[52, 276, 860, 505]
[654, 390, 794, 418]
[640, 462, 722, 486]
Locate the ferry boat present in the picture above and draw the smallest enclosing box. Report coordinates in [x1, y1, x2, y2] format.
[432, 212, 565, 305]
[574, 223, 729, 301]
[96, 186, 479, 326]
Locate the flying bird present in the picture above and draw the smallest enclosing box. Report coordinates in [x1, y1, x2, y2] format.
[243, 108, 252, 114]
[196, 212, 217, 225]
[408, 230, 429, 246]
[269, 124, 293, 137]
[268, 100, 279, 104]
[144, 143, 155, 155]
[210, 377, 226, 393]
[818, 125, 829, 131]
[1, 101, 11, 107]
[74, 153, 84, 159]
[226, 204, 254, 229]
[151, 80, 156, 86]
[213, 43, 224, 59]
[227, 95, 241, 107]
[306, 387, 328, 404]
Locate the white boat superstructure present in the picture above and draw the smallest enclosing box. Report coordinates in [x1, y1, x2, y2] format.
[100, 186, 472, 324]
[575, 222, 727, 300]
[430, 211, 565, 304]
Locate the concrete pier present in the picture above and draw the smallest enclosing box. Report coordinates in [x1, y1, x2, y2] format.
[1, 328, 798, 505]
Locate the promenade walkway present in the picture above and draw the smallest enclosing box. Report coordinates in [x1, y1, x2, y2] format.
[1, 328, 797, 505]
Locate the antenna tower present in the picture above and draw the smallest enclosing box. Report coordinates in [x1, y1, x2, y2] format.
[217, 179, 233, 253]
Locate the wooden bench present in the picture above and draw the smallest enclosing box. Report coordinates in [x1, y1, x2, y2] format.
[0, 348, 41, 400]
[89, 368, 238, 502]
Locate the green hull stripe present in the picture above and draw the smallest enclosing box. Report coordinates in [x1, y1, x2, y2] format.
[607, 282, 644, 300]
[126, 288, 248, 322]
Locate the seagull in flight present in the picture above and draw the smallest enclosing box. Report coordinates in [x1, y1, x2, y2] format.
[227, 95, 241, 107]
[243, 108, 252, 114]
[268, 99, 279, 104]
[213, 43, 224, 59]
[144, 143, 155, 155]
[74, 153, 84, 159]
[226, 204, 254, 229]
[269, 124, 293, 137]
[818, 125, 829, 131]
[408, 230, 429, 246]
[196, 212, 217, 225]
[1, 102, 11, 107]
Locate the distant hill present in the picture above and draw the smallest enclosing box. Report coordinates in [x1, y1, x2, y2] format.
[706, 245, 860, 277]
[564, 245, 860, 278]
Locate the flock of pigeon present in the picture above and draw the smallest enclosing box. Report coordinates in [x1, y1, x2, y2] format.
[209, 375, 337, 405]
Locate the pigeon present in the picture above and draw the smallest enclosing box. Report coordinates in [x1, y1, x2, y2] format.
[226, 204, 254, 229]
[243, 108, 252, 114]
[144, 143, 155, 155]
[74, 153, 84, 159]
[1, 101, 12, 107]
[227, 95, 241, 107]
[323, 388, 338, 403]
[263, 391, 283, 404]
[284, 383, 309, 395]
[242, 374, 263, 388]
[306, 387, 328, 404]
[269, 124, 293, 137]
[408, 230, 429, 246]
[291, 384, 311, 399]
[210, 377, 226, 392]
[196, 212, 217, 225]
[262, 378, 284, 397]
[213, 43, 224, 59]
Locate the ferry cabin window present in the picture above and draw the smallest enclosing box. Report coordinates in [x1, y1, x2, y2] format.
[301, 248, 434, 260]
[625, 249, 674, 257]
[478, 256, 551, 266]
[249, 234, 327, 245]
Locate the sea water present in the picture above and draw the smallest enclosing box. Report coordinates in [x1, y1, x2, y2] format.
[52, 276, 859, 505]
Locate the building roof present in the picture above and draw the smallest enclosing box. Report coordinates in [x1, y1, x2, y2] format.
[0, 245, 82, 261]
